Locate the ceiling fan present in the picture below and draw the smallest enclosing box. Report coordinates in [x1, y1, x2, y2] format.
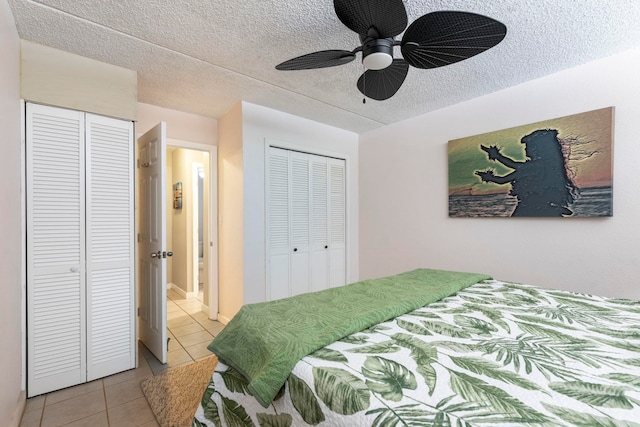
[275, 0, 507, 101]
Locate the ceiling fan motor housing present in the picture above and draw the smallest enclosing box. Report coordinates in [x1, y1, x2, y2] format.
[361, 37, 394, 70]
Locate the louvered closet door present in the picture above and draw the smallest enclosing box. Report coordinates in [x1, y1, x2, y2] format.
[268, 148, 290, 300]
[267, 146, 346, 300]
[26, 104, 86, 396]
[328, 158, 346, 288]
[85, 114, 134, 380]
[290, 151, 311, 296]
[309, 155, 329, 292]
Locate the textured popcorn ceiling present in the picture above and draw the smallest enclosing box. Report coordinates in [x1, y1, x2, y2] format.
[8, 0, 640, 133]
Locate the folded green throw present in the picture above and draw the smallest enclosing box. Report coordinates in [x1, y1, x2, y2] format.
[208, 268, 491, 407]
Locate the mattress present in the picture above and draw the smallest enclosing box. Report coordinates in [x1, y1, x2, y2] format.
[193, 274, 640, 426]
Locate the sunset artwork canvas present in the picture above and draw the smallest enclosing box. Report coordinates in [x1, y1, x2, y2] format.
[448, 107, 613, 217]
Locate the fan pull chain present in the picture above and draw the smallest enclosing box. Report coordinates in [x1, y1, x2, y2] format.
[362, 64, 366, 104]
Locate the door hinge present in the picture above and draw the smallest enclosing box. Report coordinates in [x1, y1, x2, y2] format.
[136, 158, 140, 168]
[137, 233, 142, 242]
[137, 307, 140, 317]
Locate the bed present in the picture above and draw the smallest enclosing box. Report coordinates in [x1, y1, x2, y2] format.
[193, 269, 640, 426]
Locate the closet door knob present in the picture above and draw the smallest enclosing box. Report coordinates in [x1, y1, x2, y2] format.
[293, 248, 298, 252]
[324, 245, 328, 249]
[150, 251, 161, 258]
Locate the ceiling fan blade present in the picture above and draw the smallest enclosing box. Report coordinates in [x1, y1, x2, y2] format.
[334, 0, 407, 38]
[401, 11, 507, 69]
[275, 50, 356, 70]
[357, 59, 409, 100]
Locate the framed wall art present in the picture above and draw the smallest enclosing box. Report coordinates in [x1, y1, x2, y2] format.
[448, 107, 613, 217]
[173, 182, 183, 209]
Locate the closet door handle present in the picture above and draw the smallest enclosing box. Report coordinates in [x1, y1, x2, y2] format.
[150, 251, 161, 258]
[325, 245, 328, 249]
[293, 248, 298, 252]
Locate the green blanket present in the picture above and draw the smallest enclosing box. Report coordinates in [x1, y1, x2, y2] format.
[207, 268, 490, 407]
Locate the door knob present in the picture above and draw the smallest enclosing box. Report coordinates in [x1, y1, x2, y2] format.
[166, 251, 173, 257]
[150, 251, 161, 258]
[293, 248, 298, 252]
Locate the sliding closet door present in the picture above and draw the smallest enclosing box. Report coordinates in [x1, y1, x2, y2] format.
[85, 114, 135, 380]
[26, 103, 86, 396]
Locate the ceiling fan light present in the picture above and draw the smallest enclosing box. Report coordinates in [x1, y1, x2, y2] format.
[361, 37, 394, 70]
[363, 52, 393, 70]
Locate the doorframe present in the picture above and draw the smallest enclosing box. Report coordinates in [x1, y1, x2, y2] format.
[192, 161, 203, 301]
[166, 138, 218, 319]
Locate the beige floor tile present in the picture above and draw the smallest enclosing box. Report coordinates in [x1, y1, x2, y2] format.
[189, 311, 210, 322]
[176, 330, 214, 348]
[167, 347, 193, 366]
[45, 379, 103, 406]
[19, 408, 42, 427]
[139, 419, 161, 427]
[173, 295, 195, 305]
[63, 411, 108, 427]
[166, 302, 182, 313]
[107, 397, 155, 426]
[185, 343, 215, 360]
[104, 377, 144, 408]
[167, 314, 196, 327]
[23, 395, 45, 413]
[170, 322, 205, 337]
[208, 325, 225, 337]
[167, 310, 191, 321]
[41, 389, 105, 427]
[102, 365, 152, 388]
[180, 302, 205, 315]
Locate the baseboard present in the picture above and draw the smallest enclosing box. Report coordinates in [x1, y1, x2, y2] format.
[168, 283, 197, 299]
[9, 390, 26, 427]
[217, 314, 231, 325]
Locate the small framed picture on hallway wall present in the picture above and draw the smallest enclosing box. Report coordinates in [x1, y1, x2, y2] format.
[173, 181, 183, 209]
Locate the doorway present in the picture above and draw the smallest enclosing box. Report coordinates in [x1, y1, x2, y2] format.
[165, 146, 209, 306]
[137, 132, 220, 370]
[163, 142, 219, 367]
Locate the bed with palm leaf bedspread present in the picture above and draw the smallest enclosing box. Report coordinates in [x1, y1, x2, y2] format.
[193, 269, 640, 426]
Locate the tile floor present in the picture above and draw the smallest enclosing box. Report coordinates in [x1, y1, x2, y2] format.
[20, 289, 225, 427]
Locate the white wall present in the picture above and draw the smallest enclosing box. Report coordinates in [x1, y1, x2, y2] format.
[21, 40, 137, 121]
[136, 102, 218, 145]
[0, 1, 25, 425]
[218, 103, 244, 322]
[359, 47, 640, 300]
[216, 101, 359, 321]
[241, 102, 360, 305]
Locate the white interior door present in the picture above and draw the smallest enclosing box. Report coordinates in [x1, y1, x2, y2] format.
[138, 123, 168, 363]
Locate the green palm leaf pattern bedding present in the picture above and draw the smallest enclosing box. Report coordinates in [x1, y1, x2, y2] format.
[194, 280, 640, 426]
